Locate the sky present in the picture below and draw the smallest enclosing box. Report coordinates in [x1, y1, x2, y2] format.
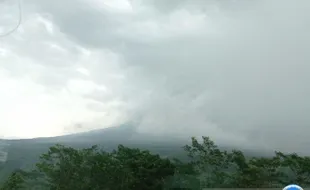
[0, 0, 310, 153]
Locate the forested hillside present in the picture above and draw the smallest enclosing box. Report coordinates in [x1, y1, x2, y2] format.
[1, 136, 309, 190]
[0, 125, 271, 184]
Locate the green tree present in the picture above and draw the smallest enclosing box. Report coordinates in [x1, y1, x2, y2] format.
[229, 150, 284, 188]
[34, 144, 99, 190]
[276, 151, 310, 186]
[110, 145, 176, 190]
[0, 170, 25, 190]
[183, 136, 233, 188]
[3, 136, 310, 189]
[183, 136, 287, 188]
[4, 144, 178, 190]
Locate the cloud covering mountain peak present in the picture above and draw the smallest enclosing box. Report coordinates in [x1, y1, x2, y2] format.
[0, 0, 310, 153]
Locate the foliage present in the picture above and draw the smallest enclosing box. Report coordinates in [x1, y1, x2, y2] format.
[0, 170, 25, 190]
[1, 136, 310, 189]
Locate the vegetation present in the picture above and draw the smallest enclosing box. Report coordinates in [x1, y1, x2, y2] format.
[1, 136, 310, 189]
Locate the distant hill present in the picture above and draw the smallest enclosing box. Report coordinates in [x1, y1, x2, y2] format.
[0, 123, 189, 182]
[0, 123, 272, 182]
[0, 141, 8, 162]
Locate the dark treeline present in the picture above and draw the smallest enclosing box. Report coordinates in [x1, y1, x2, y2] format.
[1, 136, 310, 190]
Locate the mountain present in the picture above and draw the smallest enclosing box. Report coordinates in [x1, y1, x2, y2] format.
[0, 123, 272, 182]
[0, 124, 189, 182]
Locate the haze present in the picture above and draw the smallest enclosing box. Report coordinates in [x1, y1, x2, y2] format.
[0, 0, 309, 153]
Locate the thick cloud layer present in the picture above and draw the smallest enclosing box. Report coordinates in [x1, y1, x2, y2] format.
[1, 0, 310, 153]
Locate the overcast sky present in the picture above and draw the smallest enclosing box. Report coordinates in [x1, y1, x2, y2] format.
[0, 0, 310, 152]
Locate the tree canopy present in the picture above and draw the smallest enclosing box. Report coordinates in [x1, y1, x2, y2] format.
[1, 136, 309, 189]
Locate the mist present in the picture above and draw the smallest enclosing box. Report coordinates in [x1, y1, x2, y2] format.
[0, 0, 310, 153]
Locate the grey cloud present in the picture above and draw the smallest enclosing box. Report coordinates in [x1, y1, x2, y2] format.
[4, 0, 310, 153]
[26, 0, 129, 48]
[69, 0, 310, 152]
[132, 1, 310, 152]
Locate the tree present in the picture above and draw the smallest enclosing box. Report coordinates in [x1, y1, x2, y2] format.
[34, 144, 100, 190]
[276, 151, 310, 186]
[183, 136, 233, 188]
[2, 136, 310, 189]
[0, 170, 25, 190]
[2, 144, 177, 190]
[183, 136, 287, 188]
[110, 145, 176, 190]
[164, 158, 200, 189]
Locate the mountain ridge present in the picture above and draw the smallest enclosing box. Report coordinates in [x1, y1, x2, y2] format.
[0, 123, 274, 182]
